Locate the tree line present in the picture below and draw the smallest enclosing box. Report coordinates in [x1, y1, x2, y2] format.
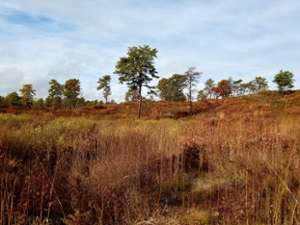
[0, 45, 296, 117]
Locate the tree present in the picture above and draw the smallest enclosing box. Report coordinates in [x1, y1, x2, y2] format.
[157, 74, 187, 101]
[238, 82, 249, 95]
[63, 79, 81, 107]
[197, 90, 208, 101]
[253, 76, 268, 92]
[47, 79, 63, 108]
[239, 81, 257, 95]
[0, 96, 4, 108]
[5, 92, 21, 106]
[217, 80, 232, 98]
[20, 84, 36, 108]
[273, 70, 294, 92]
[115, 45, 158, 118]
[184, 67, 202, 114]
[110, 99, 116, 104]
[197, 78, 215, 101]
[203, 78, 215, 99]
[231, 79, 243, 96]
[33, 98, 45, 109]
[97, 75, 111, 103]
[77, 97, 86, 107]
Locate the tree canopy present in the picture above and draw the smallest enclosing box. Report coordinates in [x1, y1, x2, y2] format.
[273, 70, 294, 92]
[157, 74, 187, 101]
[47, 79, 63, 107]
[19, 84, 36, 107]
[5, 92, 21, 106]
[63, 79, 81, 107]
[253, 76, 268, 92]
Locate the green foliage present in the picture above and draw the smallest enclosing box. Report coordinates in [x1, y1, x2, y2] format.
[157, 74, 187, 101]
[63, 79, 81, 107]
[47, 79, 63, 107]
[19, 84, 36, 107]
[273, 70, 294, 92]
[5, 92, 21, 106]
[253, 76, 268, 92]
[33, 98, 45, 109]
[115, 45, 158, 94]
[222, 76, 268, 97]
[0, 96, 6, 107]
[85, 99, 103, 106]
[77, 97, 86, 107]
[97, 75, 111, 103]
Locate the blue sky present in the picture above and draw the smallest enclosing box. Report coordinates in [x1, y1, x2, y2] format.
[0, 0, 299, 101]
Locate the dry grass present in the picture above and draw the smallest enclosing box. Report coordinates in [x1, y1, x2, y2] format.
[1, 93, 300, 225]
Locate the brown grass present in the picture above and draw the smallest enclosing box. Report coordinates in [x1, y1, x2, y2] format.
[1, 93, 300, 225]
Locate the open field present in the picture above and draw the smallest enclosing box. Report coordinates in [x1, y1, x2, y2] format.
[1, 1, 299, 224]
[1, 0, 299, 224]
[1, 92, 300, 225]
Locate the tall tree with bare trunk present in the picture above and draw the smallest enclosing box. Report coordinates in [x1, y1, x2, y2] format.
[184, 67, 202, 114]
[115, 45, 158, 118]
[97, 75, 111, 103]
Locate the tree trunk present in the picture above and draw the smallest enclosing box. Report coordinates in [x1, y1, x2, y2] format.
[189, 79, 192, 115]
[138, 86, 142, 119]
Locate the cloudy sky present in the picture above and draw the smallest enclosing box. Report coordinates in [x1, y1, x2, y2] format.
[0, 0, 299, 101]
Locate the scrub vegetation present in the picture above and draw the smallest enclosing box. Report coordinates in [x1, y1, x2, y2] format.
[1, 91, 300, 225]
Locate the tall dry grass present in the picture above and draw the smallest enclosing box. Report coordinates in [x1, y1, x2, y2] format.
[0, 107, 300, 225]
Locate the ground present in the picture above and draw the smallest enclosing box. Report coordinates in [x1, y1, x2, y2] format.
[1, 91, 300, 225]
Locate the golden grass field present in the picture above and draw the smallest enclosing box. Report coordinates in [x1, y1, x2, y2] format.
[1, 91, 300, 225]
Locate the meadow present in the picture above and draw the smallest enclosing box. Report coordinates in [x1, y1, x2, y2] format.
[1, 92, 300, 225]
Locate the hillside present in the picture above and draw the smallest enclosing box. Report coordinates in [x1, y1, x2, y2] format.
[1, 91, 300, 225]
[2, 91, 300, 119]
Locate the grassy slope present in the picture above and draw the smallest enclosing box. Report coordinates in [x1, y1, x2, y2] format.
[1, 91, 300, 225]
[3, 90, 300, 119]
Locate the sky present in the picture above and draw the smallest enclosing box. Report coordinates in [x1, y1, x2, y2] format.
[0, 0, 299, 102]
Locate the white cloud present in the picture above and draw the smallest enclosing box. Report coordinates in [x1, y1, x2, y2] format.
[0, 68, 24, 95]
[0, 0, 299, 101]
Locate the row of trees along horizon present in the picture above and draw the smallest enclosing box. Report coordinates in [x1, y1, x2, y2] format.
[0, 45, 296, 118]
